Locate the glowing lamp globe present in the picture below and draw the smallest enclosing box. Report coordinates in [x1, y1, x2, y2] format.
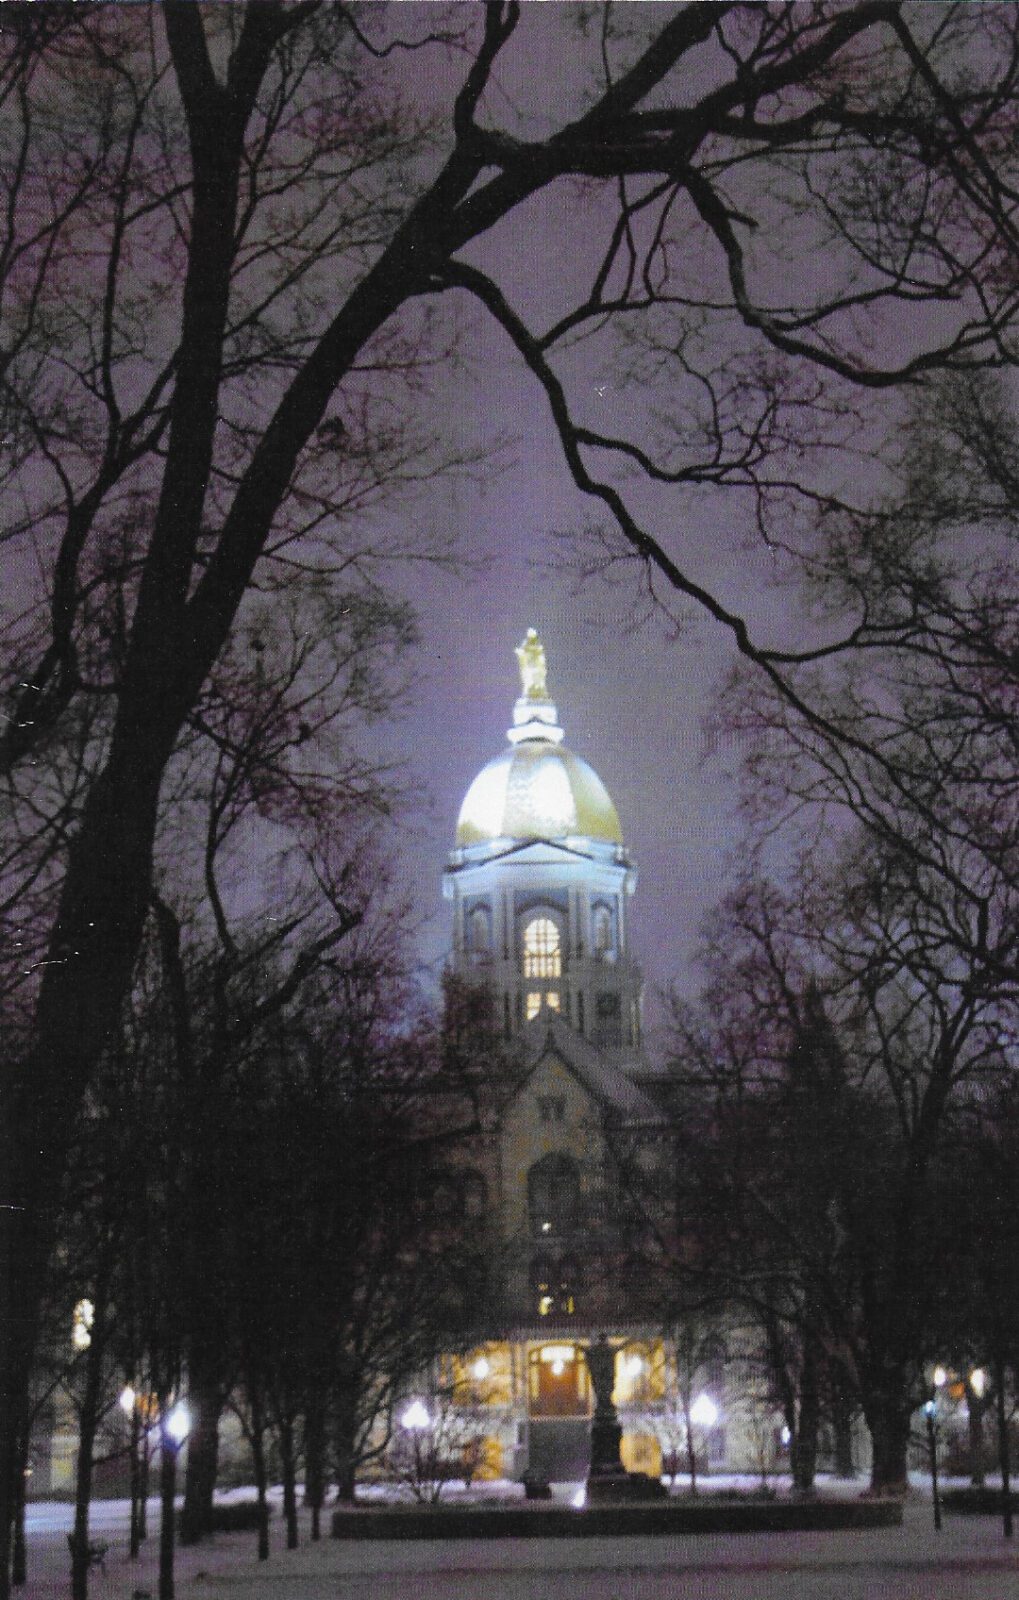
[690, 1393, 719, 1429]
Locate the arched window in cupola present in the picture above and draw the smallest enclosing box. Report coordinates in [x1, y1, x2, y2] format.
[522, 915, 561, 978]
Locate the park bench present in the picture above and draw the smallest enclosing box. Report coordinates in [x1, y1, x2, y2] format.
[67, 1532, 108, 1572]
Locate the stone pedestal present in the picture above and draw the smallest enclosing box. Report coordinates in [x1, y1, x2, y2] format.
[589, 1416, 623, 1478]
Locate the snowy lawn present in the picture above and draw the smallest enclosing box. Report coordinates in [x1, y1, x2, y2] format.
[21, 1479, 1019, 1600]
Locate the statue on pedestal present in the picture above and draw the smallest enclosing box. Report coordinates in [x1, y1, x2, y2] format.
[583, 1336, 668, 1502]
[584, 1336, 624, 1478]
[515, 628, 549, 701]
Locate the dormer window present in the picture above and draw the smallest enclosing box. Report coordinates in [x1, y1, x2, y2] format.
[522, 916, 561, 978]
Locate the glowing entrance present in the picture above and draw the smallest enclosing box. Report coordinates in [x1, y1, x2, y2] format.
[528, 1344, 589, 1418]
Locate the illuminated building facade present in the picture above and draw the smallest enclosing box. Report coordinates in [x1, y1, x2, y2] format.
[440, 632, 678, 1482]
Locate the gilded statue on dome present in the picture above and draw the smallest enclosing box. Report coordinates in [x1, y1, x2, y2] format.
[515, 628, 549, 701]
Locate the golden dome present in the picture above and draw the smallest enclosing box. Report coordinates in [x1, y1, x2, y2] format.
[456, 631, 622, 847]
[456, 742, 622, 846]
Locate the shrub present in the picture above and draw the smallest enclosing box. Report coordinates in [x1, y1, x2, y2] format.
[178, 1500, 270, 1534]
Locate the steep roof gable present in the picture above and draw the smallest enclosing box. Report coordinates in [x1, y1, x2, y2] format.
[510, 1014, 664, 1125]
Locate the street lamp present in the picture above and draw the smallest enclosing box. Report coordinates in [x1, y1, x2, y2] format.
[159, 1400, 190, 1600]
[400, 1399, 431, 1431]
[924, 1397, 942, 1533]
[684, 1393, 720, 1494]
[119, 1386, 146, 1557]
[400, 1399, 434, 1496]
[166, 1403, 191, 1445]
[690, 1393, 719, 1429]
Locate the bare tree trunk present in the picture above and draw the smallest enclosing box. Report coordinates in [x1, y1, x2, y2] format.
[128, 1404, 143, 1559]
[158, 1434, 178, 1600]
[994, 1355, 1012, 1539]
[0, 1213, 46, 1600]
[180, 1375, 222, 1545]
[10, 1423, 28, 1589]
[304, 1396, 325, 1540]
[334, 1391, 361, 1506]
[278, 1416, 299, 1550]
[248, 1394, 270, 1562]
[967, 1388, 987, 1488]
[682, 1394, 697, 1497]
[866, 1402, 911, 1496]
[791, 1331, 819, 1495]
[70, 1319, 106, 1600]
[831, 1379, 856, 1478]
[139, 1433, 151, 1541]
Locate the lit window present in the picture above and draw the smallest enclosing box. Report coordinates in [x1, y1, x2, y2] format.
[527, 991, 560, 1021]
[531, 1257, 554, 1316]
[523, 917, 561, 978]
[72, 1299, 94, 1351]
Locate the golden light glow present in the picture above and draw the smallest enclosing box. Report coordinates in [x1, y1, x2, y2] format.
[456, 746, 622, 846]
[72, 1299, 94, 1351]
[971, 1368, 987, 1398]
[523, 918, 560, 978]
[538, 1295, 553, 1316]
[515, 629, 549, 702]
[540, 1345, 575, 1364]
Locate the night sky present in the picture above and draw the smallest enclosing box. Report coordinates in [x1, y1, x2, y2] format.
[363, 13, 803, 1028]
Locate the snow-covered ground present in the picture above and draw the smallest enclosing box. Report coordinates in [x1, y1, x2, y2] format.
[21, 1478, 1019, 1600]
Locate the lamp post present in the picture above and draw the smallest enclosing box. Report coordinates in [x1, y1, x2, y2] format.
[924, 1397, 942, 1533]
[400, 1400, 432, 1497]
[159, 1402, 190, 1600]
[119, 1386, 144, 1559]
[686, 1393, 719, 1497]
